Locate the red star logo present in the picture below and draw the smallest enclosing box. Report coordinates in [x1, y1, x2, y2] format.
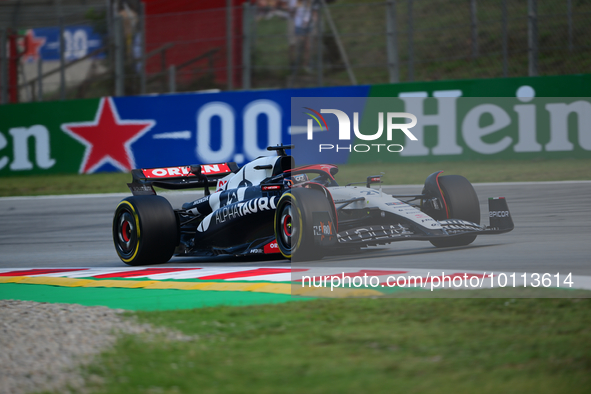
[21, 29, 46, 62]
[61, 98, 155, 174]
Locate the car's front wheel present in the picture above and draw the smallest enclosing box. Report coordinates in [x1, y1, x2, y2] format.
[274, 187, 336, 261]
[113, 196, 178, 265]
[429, 175, 480, 248]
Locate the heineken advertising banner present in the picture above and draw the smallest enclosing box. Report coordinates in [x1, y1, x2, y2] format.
[0, 74, 589, 176]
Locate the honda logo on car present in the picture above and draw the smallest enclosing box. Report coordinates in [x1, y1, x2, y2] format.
[215, 196, 278, 224]
[490, 211, 510, 218]
[304, 107, 418, 153]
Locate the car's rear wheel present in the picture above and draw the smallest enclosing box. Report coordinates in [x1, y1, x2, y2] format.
[429, 175, 480, 248]
[113, 196, 178, 265]
[274, 187, 336, 261]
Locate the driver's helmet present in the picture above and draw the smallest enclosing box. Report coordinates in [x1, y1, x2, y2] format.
[291, 173, 309, 184]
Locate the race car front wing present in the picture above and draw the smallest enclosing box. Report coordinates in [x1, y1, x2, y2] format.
[337, 197, 514, 245]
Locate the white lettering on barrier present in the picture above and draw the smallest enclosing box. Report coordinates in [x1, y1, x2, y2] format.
[462, 104, 512, 154]
[545, 101, 591, 151]
[0, 132, 8, 170]
[6, 93, 589, 175]
[398, 93, 463, 156]
[8, 125, 56, 170]
[196, 102, 235, 163]
[243, 100, 282, 159]
[513, 103, 542, 152]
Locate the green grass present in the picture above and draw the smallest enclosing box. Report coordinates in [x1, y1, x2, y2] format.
[83, 295, 591, 394]
[0, 172, 132, 197]
[0, 158, 589, 197]
[334, 158, 591, 185]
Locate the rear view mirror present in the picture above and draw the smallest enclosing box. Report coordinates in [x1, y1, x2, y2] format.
[366, 175, 383, 188]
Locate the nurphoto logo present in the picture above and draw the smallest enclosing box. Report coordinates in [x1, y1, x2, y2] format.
[303, 107, 418, 153]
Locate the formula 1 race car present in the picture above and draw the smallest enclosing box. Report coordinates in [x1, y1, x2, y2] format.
[112, 145, 514, 265]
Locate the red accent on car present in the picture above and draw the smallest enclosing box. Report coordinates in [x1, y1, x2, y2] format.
[262, 185, 282, 191]
[264, 240, 281, 254]
[142, 166, 193, 178]
[283, 216, 292, 236]
[287, 164, 339, 181]
[200, 163, 232, 175]
[434, 171, 450, 219]
[216, 179, 229, 191]
[141, 163, 232, 178]
[121, 221, 130, 242]
[322, 185, 338, 233]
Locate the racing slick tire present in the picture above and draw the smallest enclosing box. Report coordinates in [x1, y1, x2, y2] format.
[429, 175, 480, 248]
[113, 196, 179, 265]
[274, 187, 336, 261]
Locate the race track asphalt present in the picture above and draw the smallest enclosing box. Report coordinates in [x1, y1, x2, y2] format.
[0, 181, 589, 275]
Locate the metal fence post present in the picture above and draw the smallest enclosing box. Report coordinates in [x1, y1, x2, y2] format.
[568, 0, 573, 51]
[407, 0, 414, 81]
[114, 16, 125, 96]
[470, 0, 478, 59]
[226, 0, 233, 91]
[0, 28, 7, 104]
[37, 58, 43, 101]
[527, 0, 538, 77]
[140, 2, 147, 94]
[242, 2, 251, 90]
[106, 0, 114, 85]
[319, 0, 357, 85]
[59, 17, 66, 100]
[168, 65, 176, 93]
[386, 0, 399, 83]
[502, 0, 508, 77]
[316, 11, 323, 87]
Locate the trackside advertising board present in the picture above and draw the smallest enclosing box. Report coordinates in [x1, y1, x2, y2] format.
[0, 74, 590, 176]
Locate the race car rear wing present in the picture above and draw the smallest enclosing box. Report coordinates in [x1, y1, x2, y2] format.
[127, 162, 239, 196]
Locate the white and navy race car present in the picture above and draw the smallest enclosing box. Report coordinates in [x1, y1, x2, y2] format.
[112, 145, 513, 265]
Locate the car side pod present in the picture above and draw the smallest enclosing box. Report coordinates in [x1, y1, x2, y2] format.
[488, 197, 514, 232]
